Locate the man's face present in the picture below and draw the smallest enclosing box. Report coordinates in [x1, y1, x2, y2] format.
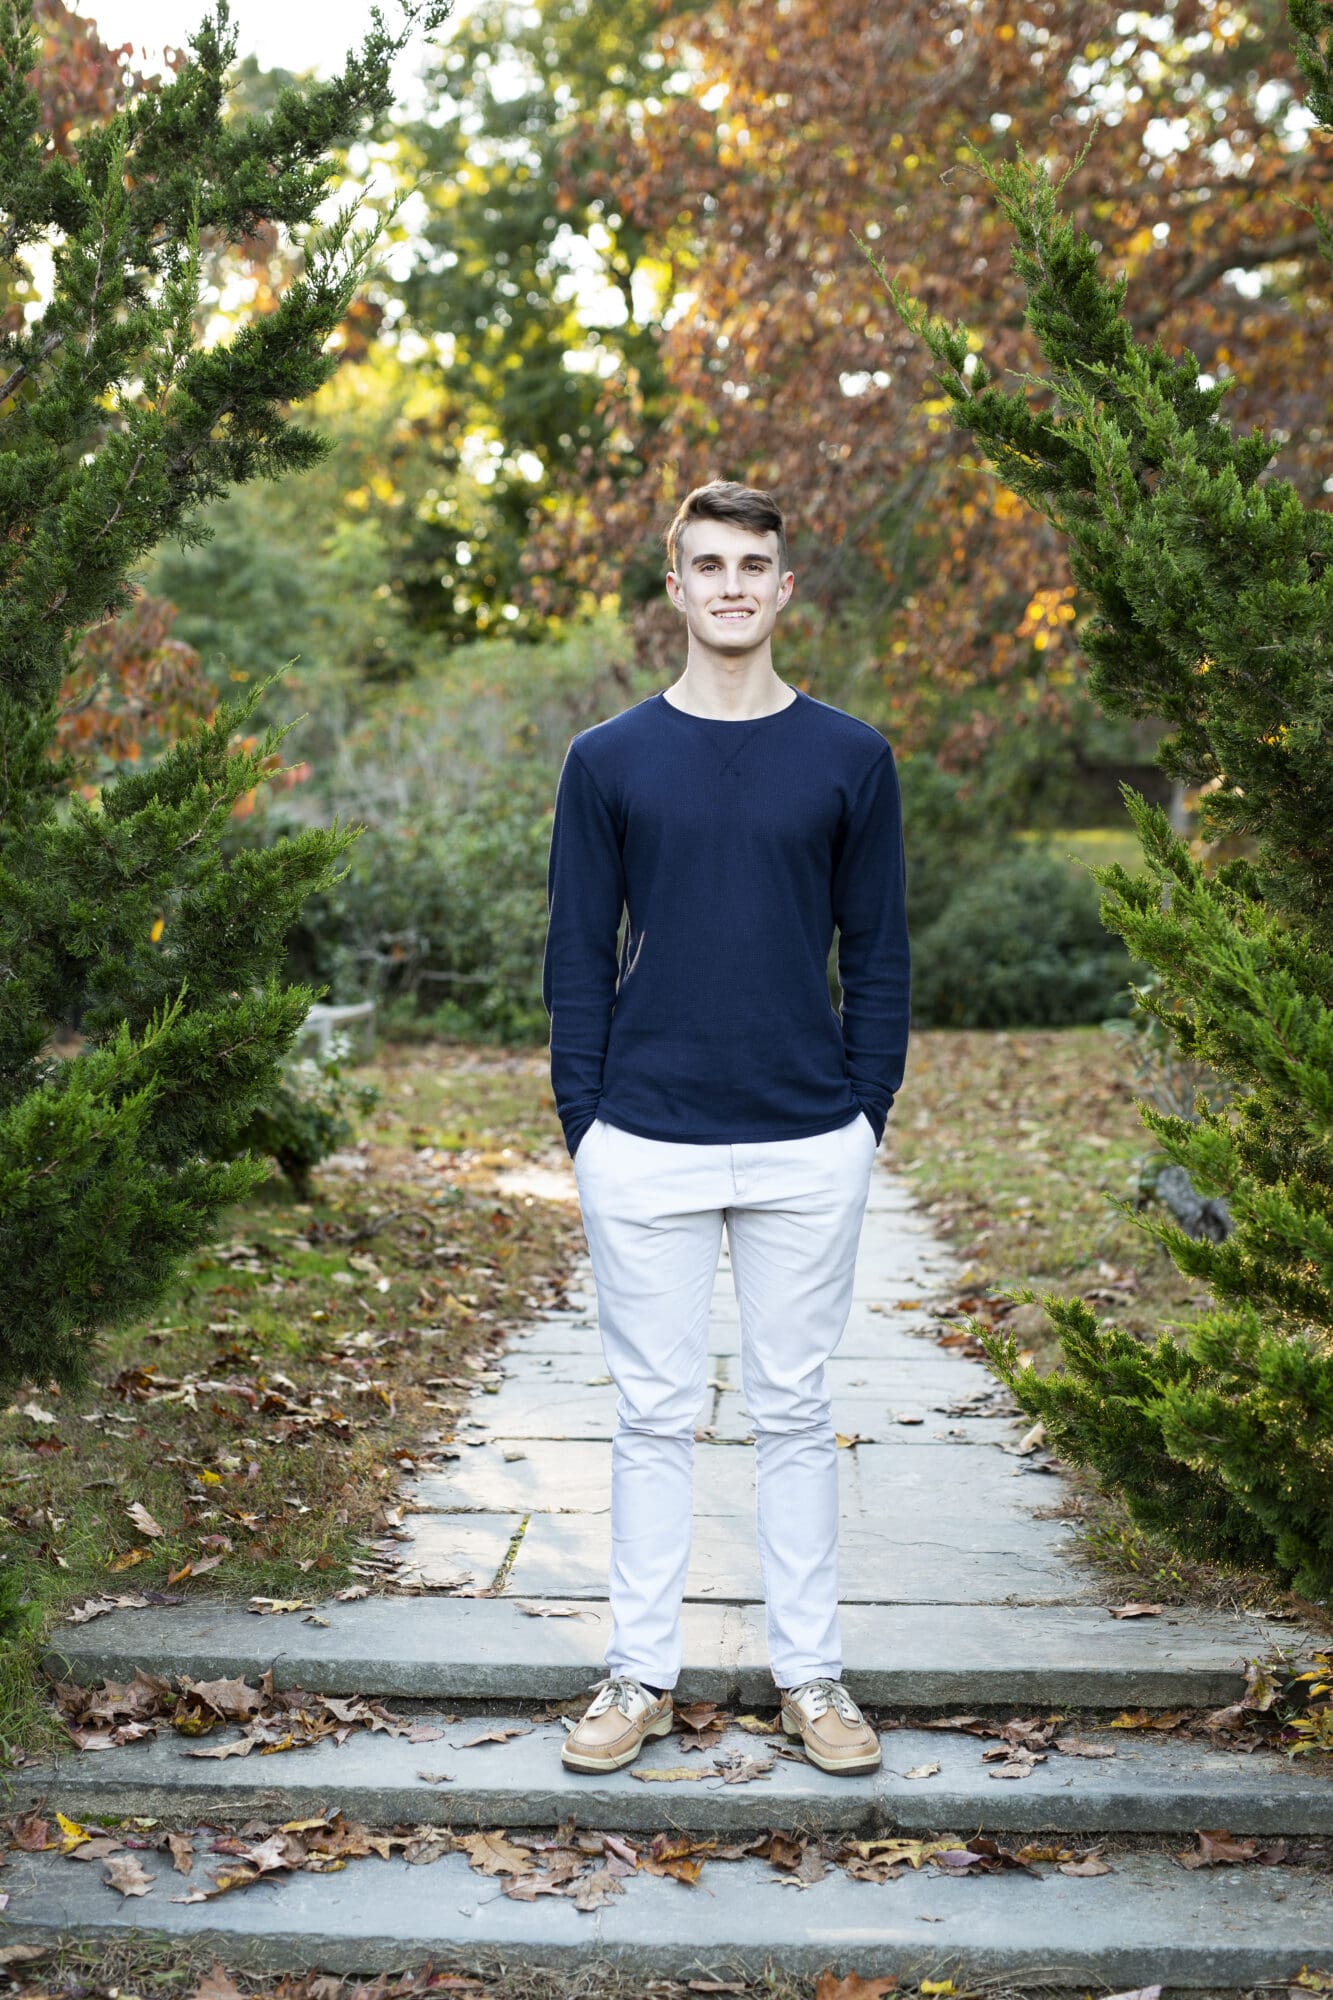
[665, 517, 794, 652]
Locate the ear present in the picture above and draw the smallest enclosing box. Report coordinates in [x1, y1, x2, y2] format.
[777, 570, 796, 610]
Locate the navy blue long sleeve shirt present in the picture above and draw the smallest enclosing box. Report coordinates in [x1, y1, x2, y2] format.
[541, 686, 910, 1161]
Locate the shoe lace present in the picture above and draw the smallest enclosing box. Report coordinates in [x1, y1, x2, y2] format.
[584, 1674, 653, 1720]
[791, 1677, 861, 1726]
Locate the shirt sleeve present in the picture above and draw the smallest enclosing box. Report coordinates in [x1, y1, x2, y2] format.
[541, 744, 626, 1159]
[831, 744, 910, 1144]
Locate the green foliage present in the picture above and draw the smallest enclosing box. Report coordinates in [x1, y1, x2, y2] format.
[897, 759, 1135, 1028]
[228, 1041, 380, 1199]
[880, 11, 1333, 1598]
[386, 0, 680, 628]
[912, 849, 1135, 1030]
[267, 767, 554, 1044]
[0, 0, 443, 1392]
[983, 1305, 1277, 1573]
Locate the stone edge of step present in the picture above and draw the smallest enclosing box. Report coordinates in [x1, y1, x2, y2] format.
[3, 1843, 1331, 1985]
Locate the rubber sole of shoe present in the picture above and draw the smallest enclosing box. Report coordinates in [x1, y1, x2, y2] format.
[560, 1706, 674, 1773]
[781, 1707, 881, 1775]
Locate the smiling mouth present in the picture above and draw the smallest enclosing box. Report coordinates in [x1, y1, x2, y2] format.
[712, 608, 755, 621]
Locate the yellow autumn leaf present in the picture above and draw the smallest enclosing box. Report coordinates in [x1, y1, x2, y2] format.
[630, 1765, 710, 1783]
[57, 1811, 91, 1852]
[149, 915, 164, 943]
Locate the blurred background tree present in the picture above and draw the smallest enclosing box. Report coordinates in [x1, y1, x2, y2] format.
[64, 0, 1327, 1043]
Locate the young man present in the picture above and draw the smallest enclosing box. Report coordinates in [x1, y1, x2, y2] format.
[540, 480, 909, 1778]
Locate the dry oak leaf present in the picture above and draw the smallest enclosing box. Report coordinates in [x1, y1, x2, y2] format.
[67, 1593, 153, 1623]
[1109, 1602, 1164, 1619]
[1054, 1735, 1117, 1758]
[103, 1852, 154, 1897]
[166, 1832, 195, 1874]
[247, 1597, 309, 1615]
[455, 1725, 532, 1747]
[711, 1750, 774, 1784]
[1175, 1829, 1287, 1869]
[1059, 1852, 1114, 1876]
[903, 1760, 941, 1780]
[640, 1833, 716, 1884]
[573, 1866, 625, 1910]
[185, 1735, 255, 1761]
[842, 1836, 957, 1871]
[455, 1830, 535, 1876]
[1111, 1709, 1190, 1731]
[190, 1961, 246, 2000]
[815, 1971, 899, 2000]
[734, 1713, 779, 1734]
[183, 1677, 265, 1721]
[126, 1501, 166, 1539]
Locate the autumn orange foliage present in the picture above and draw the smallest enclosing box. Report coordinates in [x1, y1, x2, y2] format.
[533, 0, 1333, 761]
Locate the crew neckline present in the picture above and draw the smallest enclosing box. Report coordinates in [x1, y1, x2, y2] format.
[656, 687, 805, 725]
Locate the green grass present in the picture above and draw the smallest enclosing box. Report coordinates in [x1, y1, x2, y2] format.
[1019, 824, 1148, 878]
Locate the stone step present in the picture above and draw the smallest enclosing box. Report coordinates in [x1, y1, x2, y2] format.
[21, 1714, 1333, 1838]
[43, 1596, 1298, 1709]
[5, 1836, 1330, 1986]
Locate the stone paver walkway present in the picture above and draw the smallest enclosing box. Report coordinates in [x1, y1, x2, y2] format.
[399, 1152, 1101, 1617]
[25, 1138, 1332, 1986]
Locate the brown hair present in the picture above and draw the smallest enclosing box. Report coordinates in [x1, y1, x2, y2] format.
[665, 479, 788, 575]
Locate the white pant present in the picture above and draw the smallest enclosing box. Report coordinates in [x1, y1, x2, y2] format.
[572, 1109, 879, 1690]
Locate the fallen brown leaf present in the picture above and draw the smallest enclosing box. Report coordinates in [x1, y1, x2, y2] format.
[1054, 1736, 1117, 1758]
[127, 1501, 166, 1539]
[1059, 1852, 1113, 1876]
[190, 1960, 246, 2000]
[572, 1866, 625, 1909]
[184, 1677, 265, 1721]
[710, 1750, 774, 1785]
[1109, 1602, 1164, 1619]
[903, 1760, 941, 1780]
[184, 1736, 254, 1761]
[814, 1966, 899, 2000]
[103, 1852, 154, 1897]
[455, 1830, 535, 1876]
[1175, 1829, 1287, 1869]
[454, 1725, 532, 1747]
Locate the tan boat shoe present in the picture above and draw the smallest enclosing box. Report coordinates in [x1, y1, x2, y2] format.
[780, 1677, 881, 1774]
[560, 1674, 674, 1773]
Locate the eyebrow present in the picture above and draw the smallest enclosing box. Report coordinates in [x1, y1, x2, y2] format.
[689, 550, 774, 566]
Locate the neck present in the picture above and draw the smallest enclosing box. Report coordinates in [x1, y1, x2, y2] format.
[667, 653, 792, 721]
